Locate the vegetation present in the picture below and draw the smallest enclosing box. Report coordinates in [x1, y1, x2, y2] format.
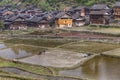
[0, 59, 54, 75]
[63, 26, 120, 37]
[0, 0, 119, 10]
[0, 57, 56, 80]
[4, 39, 74, 48]
[10, 45, 46, 54]
[0, 74, 45, 80]
[0, 20, 5, 31]
[4, 38, 120, 54]
[1, 28, 37, 35]
[29, 29, 58, 35]
[60, 41, 120, 53]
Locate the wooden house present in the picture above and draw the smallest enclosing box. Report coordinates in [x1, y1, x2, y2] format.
[113, 2, 120, 20]
[2, 10, 14, 16]
[72, 13, 85, 26]
[27, 15, 53, 28]
[89, 4, 111, 25]
[39, 18, 51, 28]
[55, 12, 73, 28]
[74, 6, 86, 17]
[5, 14, 30, 30]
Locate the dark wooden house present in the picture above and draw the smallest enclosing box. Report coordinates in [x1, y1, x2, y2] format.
[5, 14, 30, 30]
[113, 2, 120, 20]
[74, 6, 86, 17]
[72, 13, 85, 26]
[27, 14, 53, 28]
[89, 4, 111, 25]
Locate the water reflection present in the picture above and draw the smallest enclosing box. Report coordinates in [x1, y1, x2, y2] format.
[0, 67, 78, 80]
[59, 56, 120, 80]
[0, 43, 7, 49]
[0, 43, 42, 60]
[0, 48, 32, 60]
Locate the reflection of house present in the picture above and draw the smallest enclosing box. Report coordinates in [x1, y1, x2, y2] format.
[89, 4, 111, 25]
[5, 14, 30, 30]
[55, 12, 72, 28]
[113, 2, 120, 20]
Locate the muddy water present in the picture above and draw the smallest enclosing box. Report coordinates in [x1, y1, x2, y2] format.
[59, 56, 120, 80]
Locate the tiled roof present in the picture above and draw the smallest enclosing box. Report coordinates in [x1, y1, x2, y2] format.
[89, 11, 106, 15]
[113, 2, 120, 7]
[55, 12, 72, 18]
[74, 6, 85, 10]
[28, 15, 42, 22]
[90, 4, 109, 10]
[72, 13, 80, 19]
[7, 14, 30, 21]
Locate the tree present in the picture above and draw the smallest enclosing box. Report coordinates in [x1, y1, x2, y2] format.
[0, 20, 5, 31]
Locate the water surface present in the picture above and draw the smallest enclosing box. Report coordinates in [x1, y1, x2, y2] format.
[59, 56, 120, 80]
[0, 43, 36, 60]
[0, 67, 78, 80]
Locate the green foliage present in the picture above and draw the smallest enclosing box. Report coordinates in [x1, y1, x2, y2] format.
[0, 20, 4, 30]
[0, 59, 52, 75]
[60, 41, 120, 53]
[0, 0, 119, 10]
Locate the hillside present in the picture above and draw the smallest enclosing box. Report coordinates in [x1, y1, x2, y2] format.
[0, 0, 119, 10]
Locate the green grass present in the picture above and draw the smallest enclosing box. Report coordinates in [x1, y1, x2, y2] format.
[10, 45, 46, 54]
[0, 73, 46, 80]
[60, 41, 120, 53]
[1, 28, 39, 35]
[0, 67, 46, 80]
[4, 39, 73, 48]
[0, 59, 55, 75]
[62, 26, 120, 36]
[102, 48, 120, 57]
[28, 29, 60, 35]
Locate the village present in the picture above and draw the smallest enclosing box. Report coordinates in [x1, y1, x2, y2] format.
[0, 1, 120, 80]
[1, 2, 120, 30]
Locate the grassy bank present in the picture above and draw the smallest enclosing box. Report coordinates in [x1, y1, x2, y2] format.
[60, 41, 120, 53]
[0, 58, 55, 75]
[0, 65, 46, 80]
[4, 39, 74, 48]
[62, 26, 120, 36]
[10, 44, 46, 54]
[4, 39, 120, 54]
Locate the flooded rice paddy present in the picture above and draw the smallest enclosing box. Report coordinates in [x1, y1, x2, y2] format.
[0, 67, 78, 80]
[0, 43, 120, 80]
[18, 49, 87, 68]
[59, 56, 120, 80]
[0, 43, 41, 60]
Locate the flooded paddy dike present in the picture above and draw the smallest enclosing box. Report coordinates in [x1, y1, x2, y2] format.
[1, 38, 120, 80]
